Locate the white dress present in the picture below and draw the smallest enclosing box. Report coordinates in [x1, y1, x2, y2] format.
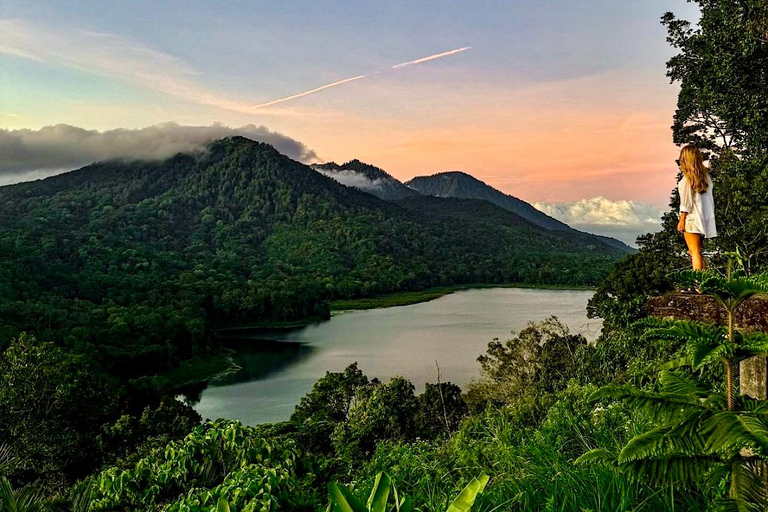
[678, 175, 717, 238]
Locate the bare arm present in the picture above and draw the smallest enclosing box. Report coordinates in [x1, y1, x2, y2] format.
[678, 179, 693, 233]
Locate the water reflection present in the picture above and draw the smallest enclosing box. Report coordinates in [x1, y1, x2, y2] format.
[214, 338, 314, 386]
[192, 288, 600, 425]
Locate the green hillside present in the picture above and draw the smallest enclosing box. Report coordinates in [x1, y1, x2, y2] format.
[0, 137, 621, 378]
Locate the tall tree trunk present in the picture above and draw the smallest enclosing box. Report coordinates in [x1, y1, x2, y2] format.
[726, 361, 734, 411]
[725, 309, 736, 411]
[727, 310, 735, 411]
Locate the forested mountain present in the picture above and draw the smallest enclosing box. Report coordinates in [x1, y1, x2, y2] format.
[0, 137, 624, 379]
[6, 1, 768, 509]
[406, 171, 632, 252]
[312, 160, 420, 200]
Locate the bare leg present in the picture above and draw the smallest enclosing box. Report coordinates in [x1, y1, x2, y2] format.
[684, 232, 706, 270]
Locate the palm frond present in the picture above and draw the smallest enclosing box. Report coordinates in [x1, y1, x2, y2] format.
[672, 270, 768, 312]
[739, 332, 768, 358]
[739, 396, 768, 413]
[730, 460, 768, 509]
[661, 357, 693, 370]
[590, 385, 711, 424]
[659, 371, 709, 397]
[706, 274, 768, 311]
[702, 412, 768, 454]
[673, 269, 721, 290]
[0, 477, 48, 512]
[617, 455, 720, 487]
[641, 320, 731, 369]
[712, 497, 763, 512]
[574, 448, 619, 467]
[619, 427, 694, 463]
[0, 444, 16, 475]
[689, 338, 733, 370]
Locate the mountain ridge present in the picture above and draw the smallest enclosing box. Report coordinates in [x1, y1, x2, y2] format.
[406, 171, 571, 231]
[0, 136, 625, 380]
[405, 170, 632, 252]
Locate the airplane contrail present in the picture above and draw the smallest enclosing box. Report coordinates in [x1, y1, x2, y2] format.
[252, 74, 367, 109]
[252, 46, 471, 109]
[391, 46, 472, 69]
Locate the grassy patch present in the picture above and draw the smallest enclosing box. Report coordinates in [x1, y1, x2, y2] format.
[217, 315, 327, 332]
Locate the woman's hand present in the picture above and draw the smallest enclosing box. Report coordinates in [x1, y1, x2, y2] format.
[677, 213, 686, 233]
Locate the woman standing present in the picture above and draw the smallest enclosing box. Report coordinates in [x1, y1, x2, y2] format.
[676, 145, 717, 270]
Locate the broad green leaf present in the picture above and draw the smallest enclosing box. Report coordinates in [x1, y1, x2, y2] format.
[367, 472, 391, 512]
[328, 482, 368, 512]
[217, 498, 232, 512]
[445, 474, 489, 512]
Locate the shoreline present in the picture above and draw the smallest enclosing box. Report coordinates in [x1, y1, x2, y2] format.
[329, 282, 595, 312]
[178, 283, 596, 388]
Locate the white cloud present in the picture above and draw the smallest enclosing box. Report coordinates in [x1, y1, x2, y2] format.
[0, 123, 318, 183]
[534, 197, 665, 246]
[312, 167, 386, 192]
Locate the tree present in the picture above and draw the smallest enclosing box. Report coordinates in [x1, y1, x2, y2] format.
[292, 363, 370, 425]
[663, 1, 768, 154]
[579, 270, 768, 511]
[590, 0, 768, 327]
[414, 382, 468, 439]
[664, 0, 768, 271]
[332, 377, 419, 462]
[0, 334, 119, 490]
[465, 317, 587, 415]
[291, 363, 372, 454]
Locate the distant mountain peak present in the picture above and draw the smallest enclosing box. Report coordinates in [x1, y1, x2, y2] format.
[311, 159, 419, 201]
[406, 171, 632, 252]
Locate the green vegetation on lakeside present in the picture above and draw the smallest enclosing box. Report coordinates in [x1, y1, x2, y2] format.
[330, 282, 594, 311]
[2, 1, 768, 511]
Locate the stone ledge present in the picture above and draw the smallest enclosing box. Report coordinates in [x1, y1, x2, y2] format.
[648, 292, 768, 400]
[647, 293, 768, 331]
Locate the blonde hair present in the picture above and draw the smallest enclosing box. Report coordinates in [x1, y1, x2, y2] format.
[679, 145, 709, 193]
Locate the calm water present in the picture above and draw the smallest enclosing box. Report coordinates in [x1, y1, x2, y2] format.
[191, 287, 599, 425]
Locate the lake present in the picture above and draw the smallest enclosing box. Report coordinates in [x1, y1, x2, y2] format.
[190, 287, 599, 425]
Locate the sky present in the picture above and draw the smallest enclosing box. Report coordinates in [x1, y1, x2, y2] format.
[0, 1, 701, 243]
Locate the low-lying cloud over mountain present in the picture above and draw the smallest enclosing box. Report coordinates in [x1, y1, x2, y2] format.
[533, 197, 665, 246]
[0, 123, 318, 185]
[313, 168, 387, 193]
